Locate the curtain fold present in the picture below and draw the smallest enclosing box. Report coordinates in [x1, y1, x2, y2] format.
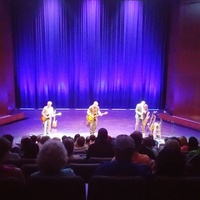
[11, 0, 171, 109]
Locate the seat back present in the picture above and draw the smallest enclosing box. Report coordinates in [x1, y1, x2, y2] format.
[20, 164, 38, 181]
[87, 157, 112, 163]
[150, 176, 200, 200]
[0, 177, 26, 200]
[87, 175, 147, 200]
[68, 158, 87, 164]
[68, 163, 99, 183]
[19, 158, 36, 167]
[27, 175, 86, 200]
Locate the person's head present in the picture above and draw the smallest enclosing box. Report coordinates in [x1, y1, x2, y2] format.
[76, 136, 86, 147]
[93, 101, 98, 107]
[143, 103, 148, 111]
[2, 134, 14, 146]
[61, 135, 68, 141]
[114, 134, 135, 161]
[30, 135, 38, 143]
[23, 142, 39, 159]
[143, 137, 154, 148]
[47, 101, 52, 107]
[52, 137, 61, 141]
[164, 138, 181, 151]
[141, 101, 145, 105]
[96, 128, 108, 142]
[38, 135, 50, 144]
[178, 136, 188, 147]
[155, 139, 185, 177]
[62, 138, 74, 156]
[90, 134, 96, 142]
[0, 137, 12, 161]
[20, 136, 32, 151]
[130, 131, 143, 150]
[188, 136, 199, 151]
[36, 139, 68, 174]
[74, 133, 80, 142]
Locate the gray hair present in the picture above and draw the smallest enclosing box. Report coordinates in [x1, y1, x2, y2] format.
[36, 139, 68, 174]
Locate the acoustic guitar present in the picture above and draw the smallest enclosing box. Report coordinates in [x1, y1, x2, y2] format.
[41, 112, 62, 123]
[86, 111, 108, 122]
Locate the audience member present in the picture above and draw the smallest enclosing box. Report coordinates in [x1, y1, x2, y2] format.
[61, 135, 68, 141]
[31, 139, 75, 176]
[30, 135, 38, 144]
[85, 134, 96, 148]
[2, 134, 21, 155]
[185, 136, 200, 168]
[2, 134, 20, 164]
[139, 136, 157, 160]
[178, 135, 189, 153]
[94, 134, 152, 179]
[0, 137, 25, 183]
[74, 136, 87, 151]
[188, 136, 199, 152]
[37, 135, 50, 149]
[89, 134, 96, 145]
[86, 128, 114, 159]
[62, 137, 84, 160]
[154, 138, 185, 177]
[20, 136, 39, 159]
[130, 131, 152, 167]
[74, 133, 80, 142]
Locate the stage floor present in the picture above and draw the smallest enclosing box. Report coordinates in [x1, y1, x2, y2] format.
[0, 109, 200, 145]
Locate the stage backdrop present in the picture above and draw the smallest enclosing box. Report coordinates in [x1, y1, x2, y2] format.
[11, 0, 173, 109]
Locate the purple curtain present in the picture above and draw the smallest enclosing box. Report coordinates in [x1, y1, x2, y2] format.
[11, 0, 172, 109]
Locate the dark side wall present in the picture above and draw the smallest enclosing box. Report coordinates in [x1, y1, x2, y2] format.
[166, 0, 200, 122]
[0, 0, 15, 116]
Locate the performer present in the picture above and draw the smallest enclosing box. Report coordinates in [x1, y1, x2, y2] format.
[141, 103, 150, 133]
[86, 101, 104, 135]
[135, 101, 150, 133]
[41, 101, 54, 135]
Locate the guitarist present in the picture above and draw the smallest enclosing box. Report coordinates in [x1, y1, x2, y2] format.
[86, 101, 104, 135]
[41, 101, 54, 135]
[134, 101, 150, 134]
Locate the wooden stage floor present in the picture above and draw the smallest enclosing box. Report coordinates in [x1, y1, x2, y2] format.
[0, 109, 200, 145]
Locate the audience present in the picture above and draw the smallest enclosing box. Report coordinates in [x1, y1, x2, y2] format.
[94, 134, 152, 179]
[2, 127, 200, 183]
[31, 139, 75, 176]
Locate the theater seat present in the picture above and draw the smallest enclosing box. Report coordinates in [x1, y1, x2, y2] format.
[68, 163, 99, 183]
[87, 175, 147, 200]
[27, 175, 86, 200]
[87, 157, 112, 163]
[20, 164, 38, 181]
[150, 176, 200, 200]
[0, 177, 26, 200]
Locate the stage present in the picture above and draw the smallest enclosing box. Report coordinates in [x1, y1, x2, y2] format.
[0, 109, 200, 145]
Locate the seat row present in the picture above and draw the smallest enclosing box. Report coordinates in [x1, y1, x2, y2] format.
[3, 156, 113, 167]
[1, 175, 200, 200]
